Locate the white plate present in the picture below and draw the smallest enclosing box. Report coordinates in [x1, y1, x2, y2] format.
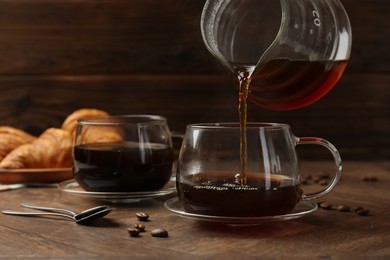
[0, 168, 73, 184]
[164, 197, 318, 226]
[58, 179, 176, 202]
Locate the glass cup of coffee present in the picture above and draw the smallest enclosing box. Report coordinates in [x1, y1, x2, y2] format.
[73, 115, 175, 192]
[176, 122, 342, 217]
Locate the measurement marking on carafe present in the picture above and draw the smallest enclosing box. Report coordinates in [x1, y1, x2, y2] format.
[312, 10, 321, 26]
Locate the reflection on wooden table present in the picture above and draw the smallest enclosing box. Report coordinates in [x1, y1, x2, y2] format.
[0, 161, 389, 258]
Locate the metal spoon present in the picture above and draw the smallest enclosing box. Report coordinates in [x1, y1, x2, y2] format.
[20, 203, 109, 217]
[2, 204, 112, 224]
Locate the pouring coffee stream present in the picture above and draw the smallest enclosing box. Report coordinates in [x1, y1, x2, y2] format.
[201, 0, 351, 184]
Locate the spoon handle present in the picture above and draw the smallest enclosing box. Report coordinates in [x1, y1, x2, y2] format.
[2, 210, 74, 220]
[20, 203, 76, 216]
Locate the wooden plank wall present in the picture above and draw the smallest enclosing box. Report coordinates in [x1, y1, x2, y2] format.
[0, 0, 388, 161]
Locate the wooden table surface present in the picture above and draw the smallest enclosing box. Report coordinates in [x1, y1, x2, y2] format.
[0, 161, 389, 259]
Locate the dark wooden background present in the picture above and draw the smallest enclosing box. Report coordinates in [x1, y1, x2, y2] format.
[0, 0, 388, 161]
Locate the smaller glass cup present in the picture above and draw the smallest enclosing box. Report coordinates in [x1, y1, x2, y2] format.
[73, 115, 174, 192]
[176, 122, 342, 217]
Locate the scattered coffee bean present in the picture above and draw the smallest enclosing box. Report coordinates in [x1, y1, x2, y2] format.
[337, 205, 351, 212]
[319, 180, 329, 186]
[301, 178, 309, 185]
[127, 228, 141, 237]
[319, 202, 332, 210]
[135, 212, 149, 221]
[301, 175, 312, 181]
[356, 209, 370, 216]
[151, 229, 169, 238]
[353, 206, 364, 212]
[133, 223, 146, 232]
[313, 176, 322, 183]
[362, 176, 378, 182]
[319, 171, 331, 179]
[370, 176, 378, 182]
[317, 201, 371, 217]
[301, 172, 332, 186]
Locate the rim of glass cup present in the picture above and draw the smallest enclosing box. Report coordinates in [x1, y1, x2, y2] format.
[187, 122, 290, 130]
[77, 115, 167, 126]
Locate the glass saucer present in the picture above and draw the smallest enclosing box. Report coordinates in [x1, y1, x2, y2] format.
[164, 197, 318, 226]
[58, 179, 176, 203]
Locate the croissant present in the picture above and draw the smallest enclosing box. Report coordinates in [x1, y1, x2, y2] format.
[0, 127, 36, 162]
[62, 108, 123, 144]
[0, 134, 31, 162]
[0, 126, 36, 143]
[79, 126, 124, 144]
[61, 108, 109, 135]
[0, 128, 72, 169]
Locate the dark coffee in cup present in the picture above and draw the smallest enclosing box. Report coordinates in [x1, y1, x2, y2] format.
[177, 172, 302, 217]
[177, 122, 342, 217]
[74, 142, 173, 192]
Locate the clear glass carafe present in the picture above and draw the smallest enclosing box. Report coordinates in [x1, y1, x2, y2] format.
[201, 0, 352, 110]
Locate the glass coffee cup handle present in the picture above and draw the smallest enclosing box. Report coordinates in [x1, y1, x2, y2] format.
[170, 132, 184, 176]
[171, 132, 184, 140]
[296, 137, 342, 201]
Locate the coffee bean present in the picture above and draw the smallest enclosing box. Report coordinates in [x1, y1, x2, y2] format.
[319, 202, 332, 210]
[370, 176, 378, 182]
[356, 209, 370, 216]
[133, 223, 146, 232]
[151, 229, 169, 238]
[362, 176, 378, 182]
[353, 206, 364, 212]
[319, 180, 329, 186]
[301, 178, 309, 185]
[337, 205, 351, 212]
[313, 176, 322, 183]
[127, 228, 141, 237]
[135, 212, 149, 221]
[319, 171, 331, 179]
[300, 175, 313, 185]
